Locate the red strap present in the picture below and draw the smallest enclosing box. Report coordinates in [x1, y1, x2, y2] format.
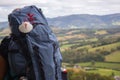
[27, 13, 35, 22]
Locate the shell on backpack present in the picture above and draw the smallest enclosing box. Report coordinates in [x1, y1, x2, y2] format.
[19, 21, 33, 33]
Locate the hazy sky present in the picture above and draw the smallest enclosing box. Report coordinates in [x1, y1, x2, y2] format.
[0, 0, 120, 21]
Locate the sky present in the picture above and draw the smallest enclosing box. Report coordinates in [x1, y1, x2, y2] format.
[0, 0, 120, 22]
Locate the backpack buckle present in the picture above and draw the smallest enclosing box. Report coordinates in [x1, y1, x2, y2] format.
[19, 76, 28, 80]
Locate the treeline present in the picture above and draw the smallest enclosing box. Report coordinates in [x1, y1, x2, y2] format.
[61, 36, 120, 63]
[62, 35, 120, 49]
[67, 68, 114, 80]
[62, 48, 104, 63]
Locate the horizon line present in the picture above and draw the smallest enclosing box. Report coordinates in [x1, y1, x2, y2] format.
[0, 13, 120, 22]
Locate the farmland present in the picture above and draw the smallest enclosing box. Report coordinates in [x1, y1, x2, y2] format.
[52, 28, 120, 77]
[105, 51, 120, 62]
[79, 62, 120, 70]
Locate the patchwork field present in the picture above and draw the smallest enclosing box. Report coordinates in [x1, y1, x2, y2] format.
[79, 62, 120, 70]
[56, 28, 120, 77]
[105, 51, 120, 62]
[88, 42, 120, 52]
[86, 68, 120, 76]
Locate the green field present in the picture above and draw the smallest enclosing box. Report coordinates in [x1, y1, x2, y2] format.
[76, 45, 92, 50]
[105, 50, 120, 62]
[79, 62, 120, 70]
[61, 44, 75, 48]
[50, 26, 120, 78]
[86, 68, 120, 76]
[64, 62, 120, 76]
[78, 62, 120, 76]
[88, 42, 120, 52]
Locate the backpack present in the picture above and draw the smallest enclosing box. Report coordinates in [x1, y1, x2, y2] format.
[7, 5, 63, 80]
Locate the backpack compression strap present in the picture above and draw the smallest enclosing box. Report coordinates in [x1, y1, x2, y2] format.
[11, 35, 35, 79]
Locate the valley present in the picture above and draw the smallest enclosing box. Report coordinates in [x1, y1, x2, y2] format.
[52, 28, 120, 77]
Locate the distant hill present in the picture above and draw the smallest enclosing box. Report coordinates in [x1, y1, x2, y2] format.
[0, 13, 120, 29]
[47, 13, 120, 29]
[0, 22, 8, 30]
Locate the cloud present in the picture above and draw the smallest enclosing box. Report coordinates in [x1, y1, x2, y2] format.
[0, 0, 120, 21]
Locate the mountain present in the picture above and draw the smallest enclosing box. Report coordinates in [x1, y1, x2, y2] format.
[0, 22, 8, 30]
[47, 13, 120, 29]
[0, 13, 120, 29]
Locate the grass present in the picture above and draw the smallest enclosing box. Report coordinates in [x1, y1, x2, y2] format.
[85, 38, 98, 42]
[58, 34, 87, 41]
[88, 42, 120, 52]
[60, 37, 98, 50]
[105, 50, 120, 62]
[86, 68, 120, 76]
[63, 62, 120, 76]
[61, 44, 74, 48]
[60, 41, 69, 44]
[78, 62, 120, 76]
[60, 44, 75, 51]
[79, 62, 120, 70]
[76, 45, 92, 50]
[60, 38, 120, 53]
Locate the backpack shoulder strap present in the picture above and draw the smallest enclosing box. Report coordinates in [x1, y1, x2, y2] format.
[0, 36, 11, 60]
[11, 35, 31, 61]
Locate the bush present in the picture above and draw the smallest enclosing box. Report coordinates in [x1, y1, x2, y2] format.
[62, 49, 105, 63]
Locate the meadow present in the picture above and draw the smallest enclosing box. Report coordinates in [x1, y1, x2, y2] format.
[79, 62, 120, 70]
[86, 68, 120, 76]
[105, 50, 120, 62]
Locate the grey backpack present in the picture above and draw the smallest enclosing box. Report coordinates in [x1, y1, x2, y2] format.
[8, 5, 62, 80]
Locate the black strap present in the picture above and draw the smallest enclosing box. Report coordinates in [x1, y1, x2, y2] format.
[0, 36, 11, 60]
[53, 43, 59, 80]
[12, 35, 33, 77]
[12, 36, 30, 61]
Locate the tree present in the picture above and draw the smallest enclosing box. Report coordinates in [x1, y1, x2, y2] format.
[91, 60, 96, 69]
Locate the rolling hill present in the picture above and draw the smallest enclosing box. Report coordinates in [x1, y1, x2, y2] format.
[0, 13, 120, 29]
[0, 22, 8, 30]
[47, 13, 120, 29]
